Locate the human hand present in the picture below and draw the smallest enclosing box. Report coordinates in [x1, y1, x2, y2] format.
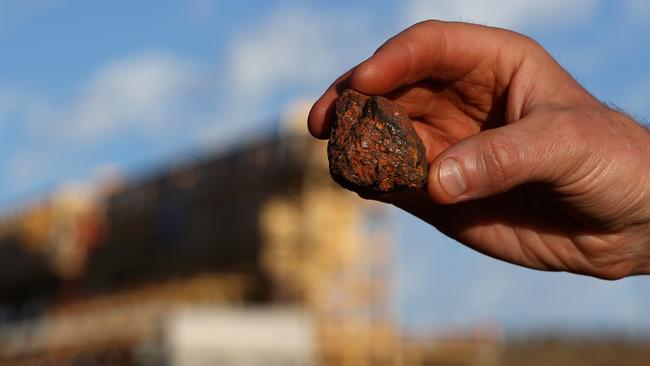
[308, 20, 650, 280]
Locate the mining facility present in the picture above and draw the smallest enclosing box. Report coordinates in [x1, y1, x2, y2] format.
[0, 107, 460, 366]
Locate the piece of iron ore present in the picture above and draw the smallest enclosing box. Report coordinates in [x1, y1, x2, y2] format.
[328, 89, 428, 193]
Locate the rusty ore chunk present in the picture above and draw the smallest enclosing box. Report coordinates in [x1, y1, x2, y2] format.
[328, 89, 428, 193]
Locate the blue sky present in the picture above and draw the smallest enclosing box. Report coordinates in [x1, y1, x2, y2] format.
[1, 0, 650, 335]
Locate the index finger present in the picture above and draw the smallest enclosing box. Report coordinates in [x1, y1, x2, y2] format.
[307, 69, 352, 138]
[308, 20, 526, 138]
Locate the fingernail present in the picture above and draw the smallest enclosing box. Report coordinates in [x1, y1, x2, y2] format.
[439, 158, 467, 198]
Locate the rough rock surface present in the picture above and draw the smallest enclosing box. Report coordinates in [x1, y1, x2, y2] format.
[328, 89, 428, 193]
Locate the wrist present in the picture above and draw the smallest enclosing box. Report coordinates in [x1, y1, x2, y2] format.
[609, 108, 650, 276]
[629, 229, 650, 276]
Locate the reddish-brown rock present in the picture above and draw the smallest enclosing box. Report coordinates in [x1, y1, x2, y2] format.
[328, 89, 428, 193]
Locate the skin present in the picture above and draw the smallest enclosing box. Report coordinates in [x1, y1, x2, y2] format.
[308, 20, 650, 280]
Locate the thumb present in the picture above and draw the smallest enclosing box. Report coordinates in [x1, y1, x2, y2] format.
[428, 117, 576, 204]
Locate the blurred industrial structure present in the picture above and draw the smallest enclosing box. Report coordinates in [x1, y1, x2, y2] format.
[0, 104, 482, 366]
[0, 105, 648, 365]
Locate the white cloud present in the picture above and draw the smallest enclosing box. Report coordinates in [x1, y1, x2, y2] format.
[2, 4, 375, 197]
[227, 9, 338, 107]
[404, 0, 602, 31]
[6, 52, 202, 143]
[194, 6, 384, 146]
[62, 52, 201, 140]
[0, 51, 208, 203]
[1, 52, 202, 142]
[226, 7, 379, 117]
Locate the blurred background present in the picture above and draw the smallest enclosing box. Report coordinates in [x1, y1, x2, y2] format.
[1, 0, 650, 365]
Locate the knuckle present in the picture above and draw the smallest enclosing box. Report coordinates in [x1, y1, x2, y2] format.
[482, 134, 522, 187]
[517, 33, 543, 50]
[409, 19, 439, 32]
[492, 26, 540, 50]
[547, 108, 597, 174]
